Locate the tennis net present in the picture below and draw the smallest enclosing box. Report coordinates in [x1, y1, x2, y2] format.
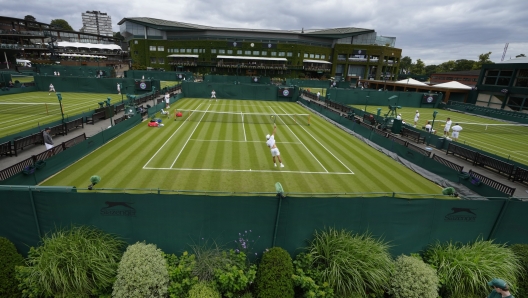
[433, 120, 528, 134]
[0, 102, 63, 115]
[175, 110, 311, 125]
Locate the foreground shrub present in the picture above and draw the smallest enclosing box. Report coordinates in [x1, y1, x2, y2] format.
[213, 249, 256, 298]
[255, 247, 294, 298]
[165, 251, 199, 297]
[388, 255, 439, 298]
[112, 242, 169, 298]
[509, 244, 528, 297]
[423, 239, 522, 298]
[0, 237, 24, 298]
[16, 226, 124, 298]
[307, 227, 393, 297]
[187, 281, 221, 298]
[292, 253, 334, 298]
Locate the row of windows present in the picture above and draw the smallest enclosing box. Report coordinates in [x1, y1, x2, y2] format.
[482, 69, 528, 87]
[150, 57, 164, 64]
[148, 47, 327, 60]
[304, 53, 326, 59]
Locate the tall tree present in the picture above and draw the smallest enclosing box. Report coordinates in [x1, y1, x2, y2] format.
[410, 59, 425, 75]
[399, 56, 412, 74]
[113, 32, 124, 41]
[24, 15, 36, 22]
[473, 52, 493, 70]
[437, 60, 456, 73]
[424, 64, 439, 76]
[50, 19, 74, 31]
[454, 59, 476, 71]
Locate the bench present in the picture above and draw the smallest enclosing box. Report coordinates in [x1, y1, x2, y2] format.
[86, 110, 106, 125]
[64, 117, 84, 133]
[388, 134, 407, 147]
[432, 154, 464, 173]
[474, 154, 515, 179]
[114, 115, 126, 125]
[0, 141, 12, 157]
[48, 123, 65, 137]
[407, 143, 432, 157]
[446, 142, 479, 163]
[468, 170, 516, 197]
[114, 103, 125, 114]
[401, 127, 425, 144]
[12, 133, 43, 156]
[512, 167, 528, 185]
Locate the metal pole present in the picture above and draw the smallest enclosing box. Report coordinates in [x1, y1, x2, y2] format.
[364, 95, 369, 113]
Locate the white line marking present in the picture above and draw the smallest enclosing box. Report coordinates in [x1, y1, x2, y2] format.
[142, 102, 204, 168]
[277, 105, 355, 174]
[143, 167, 354, 174]
[241, 112, 247, 141]
[269, 106, 328, 173]
[190, 139, 302, 144]
[170, 104, 212, 168]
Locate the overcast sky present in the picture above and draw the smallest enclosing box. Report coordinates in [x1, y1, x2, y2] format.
[5, 0, 527, 65]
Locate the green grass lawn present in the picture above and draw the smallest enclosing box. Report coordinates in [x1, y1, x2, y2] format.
[0, 91, 125, 138]
[355, 105, 528, 165]
[11, 75, 34, 83]
[160, 81, 180, 89]
[41, 98, 443, 195]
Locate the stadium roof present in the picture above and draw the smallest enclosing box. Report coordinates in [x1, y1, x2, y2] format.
[432, 70, 481, 76]
[118, 17, 374, 38]
[498, 56, 528, 64]
[303, 59, 332, 64]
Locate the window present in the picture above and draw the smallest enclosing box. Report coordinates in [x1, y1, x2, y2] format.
[194, 49, 199, 53]
[304, 53, 308, 58]
[174, 49, 179, 53]
[261, 51, 267, 56]
[180, 48, 185, 53]
[158, 58, 164, 64]
[321, 55, 326, 59]
[315, 54, 320, 59]
[227, 50, 233, 54]
[150, 57, 156, 63]
[483, 69, 513, 86]
[271, 52, 277, 56]
[149, 46, 156, 51]
[237, 50, 242, 55]
[253, 51, 260, 55]
[515, 69, 528, 87]
[310, 54, 315, 58]
[186, 49, 192, 53]
[245, 50, 251, 55]
[157, 46, 164, 51]
[219, 49, 226, 54]
[211, 49, 217, 54]
[278, 52, 285, 57]
[287, 52, 293, 57]
[134, 40, 138, 44]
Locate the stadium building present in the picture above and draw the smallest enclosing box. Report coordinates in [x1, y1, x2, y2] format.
[118, 17, 401, 81]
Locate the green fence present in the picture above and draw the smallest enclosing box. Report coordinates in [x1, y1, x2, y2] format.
[1, 188, 526, 259]
[125, 70, 193, 81]
[36, 65, 114, 78]
[204, 75, 271, 84]
[181, 82, 299, 101]
[448, 101, 528, 124]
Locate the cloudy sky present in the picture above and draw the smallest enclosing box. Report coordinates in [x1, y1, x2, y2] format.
[5, 0, 527, 65]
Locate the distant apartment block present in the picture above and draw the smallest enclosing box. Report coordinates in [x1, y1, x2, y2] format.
[81, 11, 112, 36]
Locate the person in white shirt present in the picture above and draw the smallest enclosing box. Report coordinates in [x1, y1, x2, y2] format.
[266, 124, 284, 168]
[451, 123, 463, 141]
[396, 114, 402, 120]
[164, 92, 170, 108]
[211, 90, 217, 101]
[424, 121, 436, 134]
[54, 71, 57, 76]
[443, 117, 452, 136]
[48, 84, 55, 95]
[117, 83, 121, 95]
[316, 91, 320, 100]
[413, 110, 420, 127]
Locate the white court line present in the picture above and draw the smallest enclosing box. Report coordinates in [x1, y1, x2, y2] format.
[241, 112, 247, 141]
[143, 167, 354, 175]
[169, 104, 212, 168]
[277, 105, 355, 174]
[142, 102, 204, 168]
[268, 106, 328, 173]
[190, 139, 302, 144]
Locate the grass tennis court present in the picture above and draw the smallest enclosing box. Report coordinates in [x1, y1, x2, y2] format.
[10, 74, 34, 84]
[0, 91, 126, 138]
[41, 98, 442, 195]
[356, 105, 528, 165]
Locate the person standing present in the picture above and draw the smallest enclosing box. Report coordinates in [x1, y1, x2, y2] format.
[424, 121, 436, 134]
[117, 83, 121, 95]
[48, 83, 55, 95]
[444, 117, 452, 136]
[266, 124, 284, 168]
[396, 113, 402, 120]
[316, 91, 320, 101]
[451, 123, 463, 141]
[43, 128, 54, 150]
[164, 92, 170, 108]
[487, 278, 514, 298]
[413, 110, 420, 127]
[211, 89, 216, 101]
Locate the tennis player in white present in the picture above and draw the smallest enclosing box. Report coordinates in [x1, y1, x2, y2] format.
[451, 123, 463, 141]
[266, 124, 284, 168]
[413, 110, 420, 127]
[211, 89, 216, 101]
[443, 117, 452, 136]
[48, 84, 55, 95]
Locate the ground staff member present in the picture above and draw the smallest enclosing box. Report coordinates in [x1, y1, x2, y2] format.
[487, 278, 515, 298]
[43, 127, 53, 150]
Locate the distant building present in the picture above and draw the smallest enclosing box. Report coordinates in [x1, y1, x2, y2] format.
[430, 70, 480, 87]
[80, 11, 112, 37]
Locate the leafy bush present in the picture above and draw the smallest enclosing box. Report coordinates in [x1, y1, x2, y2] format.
[0, 237, 24, 298]
[255, 247, 294, 298]
[388, 255, 439, 298]
[509, 244, 528, 297]
[187, 281, 221, 298]
[16, 225, 124, 298]
[292, 253, 334, 298]
[165, 251, 199, 297]
[307, 227, 393, 297]
[112, 242, 169, 298]
[191, 239, 238, 282]
[423, 239, 522, 298]
[213, 249, 256, 298]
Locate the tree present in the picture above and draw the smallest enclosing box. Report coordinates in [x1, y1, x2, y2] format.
[437, 60, 456, 73]
[113, 32, 124, 41]
[24, 15, 36, 22]
[50, 19, 74, 31]
[410, 59, 425, 75]
[424, 64, 439, 76]
[473, 52, 493, 70]
[454, 59, 476, 71]
[400, 56, 412, 74]
[516, 54, 526, 58]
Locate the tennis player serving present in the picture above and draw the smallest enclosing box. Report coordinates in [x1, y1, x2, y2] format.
[266, 124, 284, 168]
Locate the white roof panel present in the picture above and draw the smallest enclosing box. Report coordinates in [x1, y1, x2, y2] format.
[303, 59, 332, 64]
[167, 54, 199, 58]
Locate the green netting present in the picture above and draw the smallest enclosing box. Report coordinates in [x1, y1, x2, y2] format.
[204, 75, 271, 84]
[285, 79, 330, 88]
[181, 82, 298, 101]
[33, 76, 137, 93]
[36, 65, 114, 77]
[126, 70, 193, 81]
